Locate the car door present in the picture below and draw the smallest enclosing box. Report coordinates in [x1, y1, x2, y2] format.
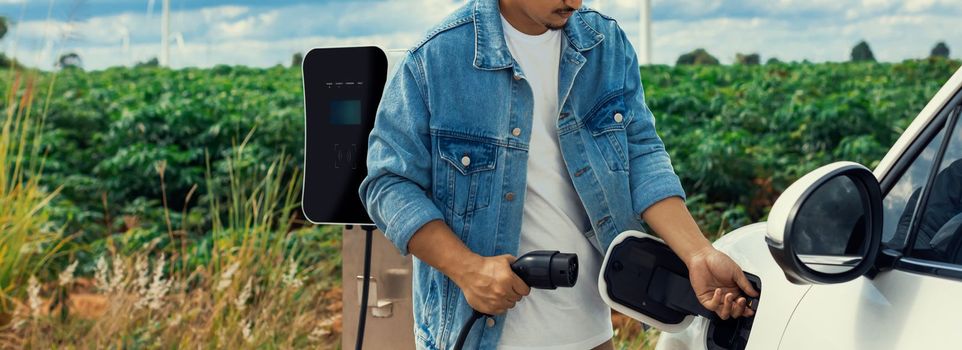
[778, 86, 962, 349]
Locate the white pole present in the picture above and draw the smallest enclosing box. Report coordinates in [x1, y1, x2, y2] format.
[161, 0, 170, 66]
[638, 0, 651, 65]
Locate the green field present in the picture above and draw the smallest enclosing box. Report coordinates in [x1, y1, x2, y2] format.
[1, 58, 959, 348]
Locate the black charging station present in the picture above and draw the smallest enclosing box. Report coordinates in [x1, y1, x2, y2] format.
[302, 46, 387, 226]
[302, 46, 388, 350]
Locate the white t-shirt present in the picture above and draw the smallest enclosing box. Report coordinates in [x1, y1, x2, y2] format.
[496, 15, 613, 350]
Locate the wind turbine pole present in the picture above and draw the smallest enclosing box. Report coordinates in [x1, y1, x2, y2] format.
[639, 0, 652, 65]
[160, 0, 170, 66]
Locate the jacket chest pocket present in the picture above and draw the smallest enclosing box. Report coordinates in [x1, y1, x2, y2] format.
[434, 135, 499, 216]
[584, 94, 629, 172]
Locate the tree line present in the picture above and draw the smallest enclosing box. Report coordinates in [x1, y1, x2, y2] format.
[678, 40, 953, 66]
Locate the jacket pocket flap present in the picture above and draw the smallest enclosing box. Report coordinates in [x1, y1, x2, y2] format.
[584, 93, 628, 136]
[438, 135, 498, 175]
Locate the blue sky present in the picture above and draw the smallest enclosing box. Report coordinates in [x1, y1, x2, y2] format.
[2, 0, 961, 70]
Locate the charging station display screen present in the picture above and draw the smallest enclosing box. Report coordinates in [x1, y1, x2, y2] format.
[329, 100, 362, 125]
[302, 47, 387, 225]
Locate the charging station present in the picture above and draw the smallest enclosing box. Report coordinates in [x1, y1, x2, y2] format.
[301, 46, 416, 350]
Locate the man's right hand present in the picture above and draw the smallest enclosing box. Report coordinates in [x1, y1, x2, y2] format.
[452, 254, 531, 315]
[406, 220, 531, 315]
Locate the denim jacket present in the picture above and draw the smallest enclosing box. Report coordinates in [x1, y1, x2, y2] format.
[358, 0, 686, 348]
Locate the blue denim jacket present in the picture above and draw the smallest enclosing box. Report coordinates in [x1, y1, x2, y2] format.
[359, 1, 686, 348]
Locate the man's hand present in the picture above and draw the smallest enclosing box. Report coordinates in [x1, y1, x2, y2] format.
[452, 254, 531, 315]
[687, 246, 759, 320]
[641, 197, 760, 320]
[406, 220, 530, 315]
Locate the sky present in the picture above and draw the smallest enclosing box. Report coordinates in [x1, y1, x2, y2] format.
[1, 0, 961, 70]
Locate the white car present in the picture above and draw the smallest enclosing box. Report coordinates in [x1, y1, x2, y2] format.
[599, 65, 962, 350]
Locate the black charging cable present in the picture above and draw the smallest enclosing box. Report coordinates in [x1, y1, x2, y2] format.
[356, 225, 375, 350]
[452, 251, 578, 350]
[454, 310, 486, 350]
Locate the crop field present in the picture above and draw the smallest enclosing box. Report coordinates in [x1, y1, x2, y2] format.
[0, 58, 958, 348]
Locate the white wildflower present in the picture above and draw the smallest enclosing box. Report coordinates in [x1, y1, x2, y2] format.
[241, 319, 254, 343]
[216, 262, 240, 292]
[108, 257, 126, 293]
[27, 276, 42, 318]
[282, 259, 304, 289]
[308, 318, 334, 342]
[134, 255, 151, 310]
[58, 260, 79, 287]
[146, 254, 172, 310]
[235, 277, 253, 312]
[94, 256, 110, 291]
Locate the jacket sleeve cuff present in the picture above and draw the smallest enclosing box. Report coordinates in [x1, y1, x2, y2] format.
[632, 171, 687, 220]
[383, 199, 444, 256]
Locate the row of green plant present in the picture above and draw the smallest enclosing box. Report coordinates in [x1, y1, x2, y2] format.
[646, 58, 960, 231]
[2, 59, 958, 256]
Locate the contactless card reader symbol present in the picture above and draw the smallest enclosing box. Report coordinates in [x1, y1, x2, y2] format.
[334, 144, 358, 169]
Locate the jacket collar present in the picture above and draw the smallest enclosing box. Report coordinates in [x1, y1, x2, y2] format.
[472, 0, 604, 70]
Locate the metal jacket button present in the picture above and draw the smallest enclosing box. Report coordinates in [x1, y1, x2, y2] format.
[486, 317, 496, 327]
[512, 128, 522, 136]
[505, 192, 515, 201]
[513, 75, 522, 81]
[614, 112, 624, 123]
[461, 156, 471, 167]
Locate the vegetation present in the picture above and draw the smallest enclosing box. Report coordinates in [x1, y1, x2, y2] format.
[677, 48, 720, 66]
[932, 42, 950, 58]
[0, 72, 70, 322]
[0, 16, 7, 41]
[0, 58, 958, 348]
[291, 53, 304, 68]
[644, 59, 959, 231]
[56, 53, 83, 71]
[851, 40, 876, 62]
[735, 53, 761, 66]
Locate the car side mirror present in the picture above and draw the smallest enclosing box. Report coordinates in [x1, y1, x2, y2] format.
[766, 161, 883, 284]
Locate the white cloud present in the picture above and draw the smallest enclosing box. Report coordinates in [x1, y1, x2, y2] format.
[4, 1, 461, 70]
[3, 0, 962, 70]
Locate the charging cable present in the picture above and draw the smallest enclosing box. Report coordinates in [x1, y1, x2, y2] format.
[356, 225, 375, 350]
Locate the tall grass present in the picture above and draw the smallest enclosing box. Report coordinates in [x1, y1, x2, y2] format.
[0, 71, 68, 321]
[7, 126, 342, 348]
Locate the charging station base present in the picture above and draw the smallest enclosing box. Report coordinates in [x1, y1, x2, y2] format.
[341, 225, 416, 349]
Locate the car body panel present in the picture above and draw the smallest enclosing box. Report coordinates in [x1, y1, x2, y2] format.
[656, 223, 811, 350]
[779, 268, 962, 349]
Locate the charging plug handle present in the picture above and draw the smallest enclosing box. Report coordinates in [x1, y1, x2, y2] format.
[454, 250, 578, 350]
[511, 250, 578, 290]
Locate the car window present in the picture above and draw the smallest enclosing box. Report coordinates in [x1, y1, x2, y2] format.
[882, 127, 945, 250]
[908, 107, 962, 264]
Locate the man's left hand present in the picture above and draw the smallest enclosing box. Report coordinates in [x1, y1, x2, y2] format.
[687, 246, 760, 320]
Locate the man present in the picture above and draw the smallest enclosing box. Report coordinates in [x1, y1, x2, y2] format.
[359, 0, 758, 349]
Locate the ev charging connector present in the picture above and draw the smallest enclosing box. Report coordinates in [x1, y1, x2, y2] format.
[453, 251, 579, 350]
